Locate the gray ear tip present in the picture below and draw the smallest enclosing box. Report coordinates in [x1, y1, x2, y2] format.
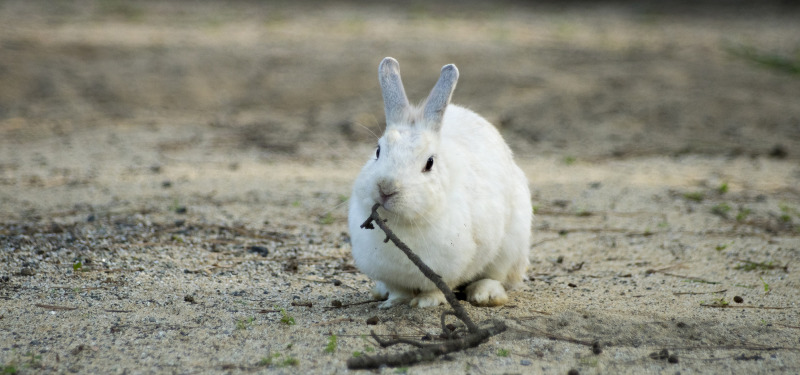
[380, 57, 399, 69]
[441, 64, 459, 78]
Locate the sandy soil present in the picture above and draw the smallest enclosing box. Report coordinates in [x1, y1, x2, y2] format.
[2, 1, 800, 374]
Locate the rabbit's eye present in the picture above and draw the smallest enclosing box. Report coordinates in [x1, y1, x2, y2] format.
[423, 156, 434, 172]
[376, 145, 381, 159]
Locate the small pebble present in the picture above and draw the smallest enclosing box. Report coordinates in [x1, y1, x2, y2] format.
[331, 300, 342, 308]
[248, 246, 269, 257]
[733, 296, 744, 303]
[20, 267, 35, 276]
[520, 359, 532, 366]
[366, 316, 379, 325]
[175, 206, 187, 214]
[567, 369, 580, 375]
[591, 341, 603, 355]
[332, 279, 342, 286]
[568, 283, 577, 288]
[184, 295, 195, 303]
[668, 355, 679, 364]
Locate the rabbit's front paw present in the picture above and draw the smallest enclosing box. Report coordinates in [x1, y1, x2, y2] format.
[378, 289, 413, 309]
[371, 282, 390, 301]
[465, 279, 508, 307]
[410, 290, 445, 308]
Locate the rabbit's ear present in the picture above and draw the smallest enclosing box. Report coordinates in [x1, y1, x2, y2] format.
[422, 64, 459, 131]
[379, 57, 410, 126]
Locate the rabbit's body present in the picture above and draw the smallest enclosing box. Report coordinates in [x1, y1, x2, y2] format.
[348, 58, 531, 308]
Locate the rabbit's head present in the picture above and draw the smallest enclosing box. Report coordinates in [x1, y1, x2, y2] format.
[353, 57, 459, 222]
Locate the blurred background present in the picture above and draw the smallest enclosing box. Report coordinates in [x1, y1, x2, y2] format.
[1, 0, 799, 160]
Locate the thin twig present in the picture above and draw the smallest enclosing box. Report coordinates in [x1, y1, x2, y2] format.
[371, 331, 428, 349]
[347, 321, 507, 369]
[347, 203, 507, 369]
[34, 304, 77, 311]
[673, 289, 728, 296]
[359, 203, 478, 333]
[699, 304, 791, 310]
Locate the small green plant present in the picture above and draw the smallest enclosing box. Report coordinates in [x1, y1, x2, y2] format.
[735, 260, 780, 272]
[496, 348, 510, 357]
[578, 356, 599, 367]
[325, 335, 337, 354]
[236, 316, 256, 330]
[280, 357, 299, 367]
[683, 192, 704, 202]
[779, 204, 797, 223]
[395, 367, 409, 374]
[73, 261, 83, 272]
[352, 351, 362, 358]
[735, 207, 752, 222]
[701, 297, 729, 307]
[760, 277, 770, 294]
[711, 203, 732, 218]
[2, 364, 17, 374]
[291, 200, 301, 207]
[280, 309, 295, 325]
[717, 182, 729, 194]
[318, 213, 335, 225]
[563, 156, 577, 165]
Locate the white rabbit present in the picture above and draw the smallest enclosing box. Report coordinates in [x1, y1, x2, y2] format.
[348, 57, 532, 308]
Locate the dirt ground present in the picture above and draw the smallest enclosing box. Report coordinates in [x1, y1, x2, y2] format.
[2, 1, 800, 374]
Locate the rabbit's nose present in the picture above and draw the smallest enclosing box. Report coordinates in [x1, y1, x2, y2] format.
[378, 182, 398, 202]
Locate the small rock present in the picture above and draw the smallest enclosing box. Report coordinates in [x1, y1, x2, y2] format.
[331, 300, 343, 308]
[366, 316, 379, 325]
[769, 144, 788, 159]
[733, 296, 744, 303]
[650, 349, 670, 360]
[668, 355, 679, 364]
[568, 283, 577, 288]
[20, 267, 35, 276]
[567, 369, 580, 375]
[70, 344, 86, 355]
[332, 279, 342, 286]
[87, 214, 95, 222]
[184, 295, 196, 303]
[248, 245, 269, 257]
[175, 206, 187, 214]
[592, 341, 603, 355]
[520, 359, 532, 366]
[161, 180, 172, 188]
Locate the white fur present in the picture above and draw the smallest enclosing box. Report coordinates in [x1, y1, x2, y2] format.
[348, 58, 532, 308]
